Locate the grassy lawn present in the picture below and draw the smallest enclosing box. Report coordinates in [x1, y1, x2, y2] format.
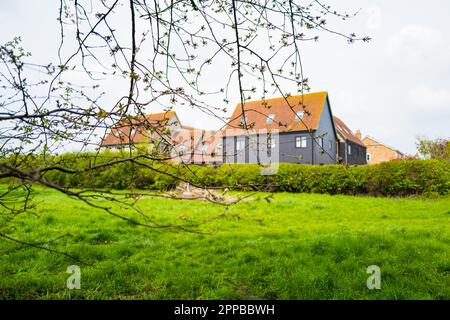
[0, 185, 449, 299]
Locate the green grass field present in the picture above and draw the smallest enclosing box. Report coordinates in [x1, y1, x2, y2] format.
[0, 186, 449, 299]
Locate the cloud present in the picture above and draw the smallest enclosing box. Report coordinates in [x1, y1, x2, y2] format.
[386, 24, 450, 65]
[365, 5, 382, 30]
[408, 85, 450, 109]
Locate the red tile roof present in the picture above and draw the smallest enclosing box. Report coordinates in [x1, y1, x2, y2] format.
[100, 111, 223, 163]
[101, 111, 177, 146]
[333, 116, 365, 146]
[225, 91, 329, 134]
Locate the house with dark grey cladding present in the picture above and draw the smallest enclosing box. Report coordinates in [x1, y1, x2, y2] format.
[333, 116, 367, 165]
[222, 91, 339, 165]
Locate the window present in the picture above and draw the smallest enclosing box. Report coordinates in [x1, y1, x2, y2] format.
[294, 111, 304, 121]
[367, 153, 371, 161]
[216, 143, 223, 153]
[318, 137, 323, 149]
[201, 143, 209, 153]
[266, 114, 275, 124]
[328, 140, 332, 150]
[236, 139, 245, 151]
[267, 137, 276, 149]
[347, 144, 352, 155]
[114, 129, 124, 138]
[295, 136, 307, 148]
[130, 127, 137, 137]
[177, 144, 187, 155]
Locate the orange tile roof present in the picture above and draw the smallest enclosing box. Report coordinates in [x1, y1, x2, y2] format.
[225, 91, 328, 134]
[333, 116, 365, 146]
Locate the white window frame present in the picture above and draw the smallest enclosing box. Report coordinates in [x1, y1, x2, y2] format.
[201, 143, 209, 153]
[295, 136, 307, 148]
[236, 139, 245, 151]
[295, 111, 304, 121]
[367, 153, 371, 161]
[114, 129, 124, 138]
[177, 144, 187, 155]
[267, 137, 276, 149]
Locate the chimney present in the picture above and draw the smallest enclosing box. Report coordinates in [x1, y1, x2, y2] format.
[355, 130, 362, 140]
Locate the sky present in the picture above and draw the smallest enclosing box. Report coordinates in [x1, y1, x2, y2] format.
[1, 0, 449, 154]
[298, 0, 450, 155]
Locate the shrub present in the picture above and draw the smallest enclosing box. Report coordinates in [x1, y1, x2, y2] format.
[2, 152, 448, 196]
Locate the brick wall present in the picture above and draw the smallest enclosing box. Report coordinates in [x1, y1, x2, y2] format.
[363, 137, 403, 164]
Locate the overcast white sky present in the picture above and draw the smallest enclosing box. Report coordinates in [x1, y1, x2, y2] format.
[1, 0, 449, 154]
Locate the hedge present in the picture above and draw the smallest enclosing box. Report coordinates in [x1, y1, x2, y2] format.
[2, 152, 449, 196]
[186, 160, 449, 196]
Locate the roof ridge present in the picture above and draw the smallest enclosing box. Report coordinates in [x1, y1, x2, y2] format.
[363, 135, 403, 154]
[333, 115, 365, 146]
[234, 91, 328, 107]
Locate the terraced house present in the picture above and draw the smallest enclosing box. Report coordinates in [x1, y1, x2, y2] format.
[222, 91, 339, 165]
[100, 111, 223, 164]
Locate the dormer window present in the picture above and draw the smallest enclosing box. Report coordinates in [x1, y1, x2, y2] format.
[295, 111, 304, 121]
[114, 129, 124, 138]
[266, 114, 275, 124]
